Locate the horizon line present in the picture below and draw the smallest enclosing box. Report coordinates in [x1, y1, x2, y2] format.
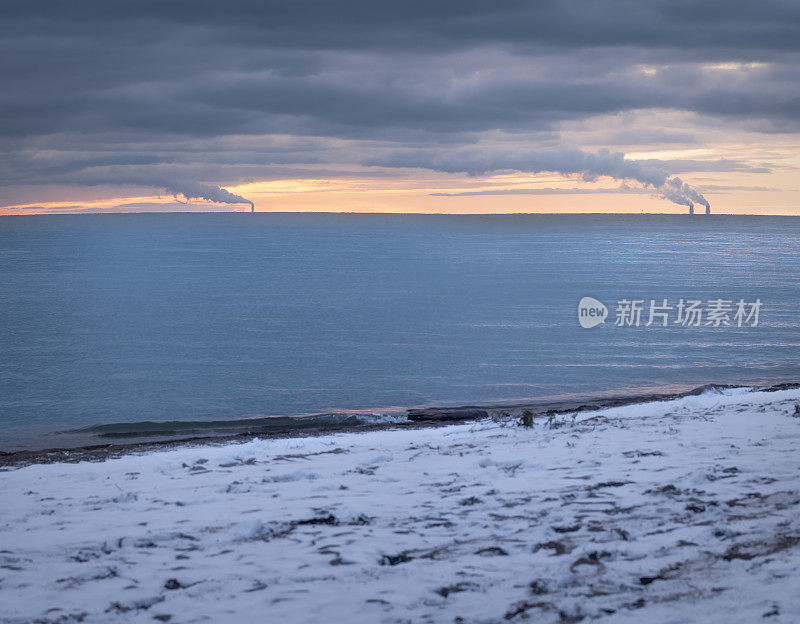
[2, 210, 799, 218]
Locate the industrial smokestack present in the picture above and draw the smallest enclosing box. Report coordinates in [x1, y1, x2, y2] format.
[705, 205, 710, 215]
[689, 204, 694, 215]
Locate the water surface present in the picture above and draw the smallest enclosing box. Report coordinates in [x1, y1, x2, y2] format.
[1, 213, 798, 450]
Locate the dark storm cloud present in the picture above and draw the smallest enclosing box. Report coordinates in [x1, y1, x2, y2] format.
[1, 0, 798, 204]
[3, 1, 799, 52]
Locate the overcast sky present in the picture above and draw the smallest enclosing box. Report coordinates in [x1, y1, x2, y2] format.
[2, 0, 799, 214]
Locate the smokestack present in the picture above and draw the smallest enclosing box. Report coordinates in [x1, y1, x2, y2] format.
[250, 202, 254, 213]
[705, 205, 710, 215]
[689, 204, 694, 215]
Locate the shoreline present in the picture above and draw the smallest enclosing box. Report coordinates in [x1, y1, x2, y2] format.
[3, 384, 800, 622]
[3, 381, 798, 468]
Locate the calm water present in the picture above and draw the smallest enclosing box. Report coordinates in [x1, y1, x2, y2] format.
[1, 213, 799, 451]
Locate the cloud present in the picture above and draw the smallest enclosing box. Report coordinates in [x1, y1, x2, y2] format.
[695, 185, 782, 192]
[638, 159, 772, 174]
[1, 0, 798, 208]
[431, 187, 650, 196]
[3, 204, 83, 211]
[3, 1, 799, 53]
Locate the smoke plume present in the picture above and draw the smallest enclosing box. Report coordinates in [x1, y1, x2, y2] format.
[659, 176, 709, 212]
[163, 182, 254, 211]
[372, 147, 710, 211]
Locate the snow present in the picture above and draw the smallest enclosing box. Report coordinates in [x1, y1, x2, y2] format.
[2, 388, 800, 623]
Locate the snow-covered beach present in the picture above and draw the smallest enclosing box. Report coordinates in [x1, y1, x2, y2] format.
[2, 387, 800, 624]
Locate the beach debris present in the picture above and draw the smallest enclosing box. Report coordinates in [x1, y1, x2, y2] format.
[435, 582, 478, 598]
[475, 546, 509, 557]
[379, 552, 413, 566]
[407, 408, 488, 422]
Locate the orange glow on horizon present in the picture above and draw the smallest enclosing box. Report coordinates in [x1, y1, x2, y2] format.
[2, 166, 799, 216]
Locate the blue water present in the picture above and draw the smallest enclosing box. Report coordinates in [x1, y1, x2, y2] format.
[1, 213, 799, 451]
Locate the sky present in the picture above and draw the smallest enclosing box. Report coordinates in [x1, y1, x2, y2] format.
[1, 0, 799, 215]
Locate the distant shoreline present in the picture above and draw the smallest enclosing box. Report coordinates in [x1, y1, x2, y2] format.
[3, 381, 798, 468]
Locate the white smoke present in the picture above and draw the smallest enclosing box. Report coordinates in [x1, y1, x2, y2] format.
[659, 176, 709, 212]
[371, 147, 710, 211]
[163, 182, 254, 211]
